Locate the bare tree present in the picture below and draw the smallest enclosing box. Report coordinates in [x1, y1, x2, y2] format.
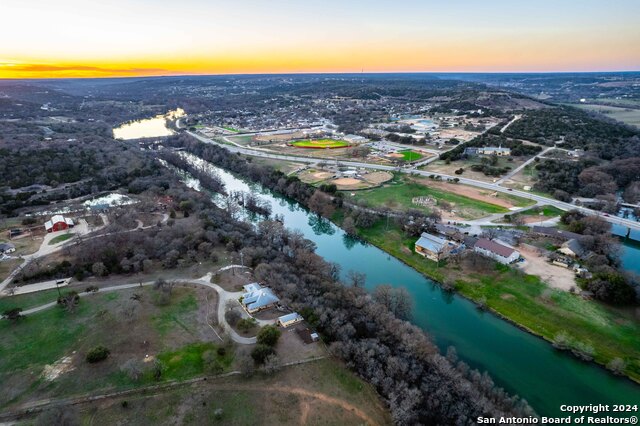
[346, 270, 366, 288]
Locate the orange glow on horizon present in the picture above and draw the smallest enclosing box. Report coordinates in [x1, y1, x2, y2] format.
[1, 1, 639, 79]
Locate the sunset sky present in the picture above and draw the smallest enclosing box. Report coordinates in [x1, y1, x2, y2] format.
[1, 0, 639, 78]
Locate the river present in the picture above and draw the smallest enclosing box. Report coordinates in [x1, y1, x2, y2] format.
[112, 109, 185, 140]
[174, 152, 640, 417]
[613, 224, 640, 275]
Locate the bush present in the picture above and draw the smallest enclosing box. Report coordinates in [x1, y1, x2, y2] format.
[202, 350, 224, 374]
[120, 359, 144, 382]
[86, 345, 110, 363]
[21, 217, 37, 226]
[251, 344, 275, 365]
[237, 317, 257, 331]
[256, 325, 281, 347]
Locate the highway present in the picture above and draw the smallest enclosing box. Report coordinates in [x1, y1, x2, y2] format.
[186, 131, 640, 232]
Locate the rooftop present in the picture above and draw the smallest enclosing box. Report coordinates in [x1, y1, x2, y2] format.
[415, 232, 451, 253]
[475, 238, 516, 258]
[243, 285, 279, 311]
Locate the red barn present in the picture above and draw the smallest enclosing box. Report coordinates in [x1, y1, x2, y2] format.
[45, 215, 74, 233]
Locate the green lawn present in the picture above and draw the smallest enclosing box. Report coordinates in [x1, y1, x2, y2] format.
[222, 126, 240, 133]
[0, 288, 60, 313]
[398, 150, 424, 161]
[48, 233, 74, 245]
[157, 342, 234, 381]
[291, 139, 349, 149]
[347, 175, 509, 219]
[345, 216, 640, 381]
[519, 205, 564, 217]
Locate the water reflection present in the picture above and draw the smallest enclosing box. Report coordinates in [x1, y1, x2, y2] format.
[308, 214, 335, 235]
[113, 108, 185, 140]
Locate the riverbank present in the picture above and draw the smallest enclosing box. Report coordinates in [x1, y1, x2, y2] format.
[332, 214, 640, 383]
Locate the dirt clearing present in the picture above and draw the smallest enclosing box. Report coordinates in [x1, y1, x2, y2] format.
[414, 177, 526, 209]
[517, 245, 576, 291]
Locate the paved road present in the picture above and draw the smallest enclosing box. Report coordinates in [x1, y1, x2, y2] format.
[187, 131, 640, 232]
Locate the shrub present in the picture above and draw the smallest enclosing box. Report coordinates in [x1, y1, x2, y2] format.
[86, 345, 110, 363]
[251, 344, 275, 365]
[120, 359, 144, 382]
[237, 317, 257, 331]
[256, 325, 281, 347]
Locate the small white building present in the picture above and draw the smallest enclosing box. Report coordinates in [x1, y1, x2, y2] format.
[477, 146, 511, 156]
[278, 312, 303, 328]
[474, 238, 520, 264]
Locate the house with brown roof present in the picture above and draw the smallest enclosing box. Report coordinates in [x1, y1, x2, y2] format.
[474, 238, 520, 264]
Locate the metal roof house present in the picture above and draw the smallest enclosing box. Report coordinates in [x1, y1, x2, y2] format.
[415, 232, 460, 262]
[241, 284, 279, 313]
[478, 146, 511, 156]
[243, 283, 262, 293]
[559, 239, 587, 259]
[464, 146, 511, 156]
[0, 242, 16, 255]
[44, 215, 74, 233]
[474, 238, 520, 264]
[278, 312, 303, 328]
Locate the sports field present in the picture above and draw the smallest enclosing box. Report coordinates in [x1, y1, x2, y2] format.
[398, 150, 424, 161]
[290, 139, 350, 149]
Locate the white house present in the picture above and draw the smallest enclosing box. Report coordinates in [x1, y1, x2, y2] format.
[474, 238, 520, 264]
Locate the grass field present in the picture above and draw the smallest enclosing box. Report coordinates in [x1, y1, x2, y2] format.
[347, 175, 508, 219]
[0, 284, 389, 424]
[290, 139, 349, 149]
[342, 216, 640, 381]
[0, 288, 60, 313]
[0, 286, 218, 408]
[568, 103, 640, 128]
[65, 358, 390, 425]
[48, 233, 74, 245]
[398, 150, 424, 161]
[519, 205, 564, 217]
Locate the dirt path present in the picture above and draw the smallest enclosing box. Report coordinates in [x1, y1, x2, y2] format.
[299, 400, 311, 425]
[264, 385, 379, 425]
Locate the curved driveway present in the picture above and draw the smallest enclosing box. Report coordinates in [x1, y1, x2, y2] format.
[13, 271, 273, 345]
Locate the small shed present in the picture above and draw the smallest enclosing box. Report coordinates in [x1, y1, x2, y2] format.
[296, 327, 320, 344]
